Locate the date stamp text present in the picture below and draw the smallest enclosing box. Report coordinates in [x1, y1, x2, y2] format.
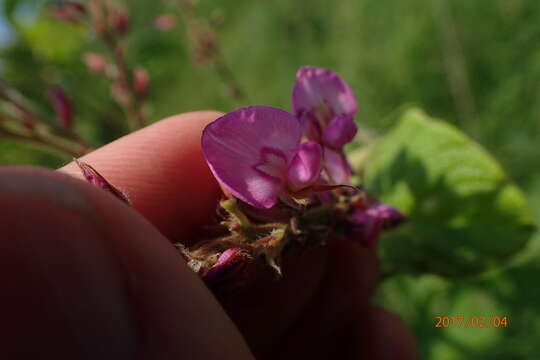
[434, 316, 509, 328]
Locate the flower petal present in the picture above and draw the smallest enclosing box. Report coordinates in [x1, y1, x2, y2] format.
[202, 106, 302, 209]
[322, 114, 358, 149]
[286, 141, 322, 192]
[74, 159, 130, 204]
[350, 209, 382, 247]
[292, 66, 358, 122]
[349, 203, 406, 247]
[203, 248, 253, 293]
[323, 147, 353, 184]
[370, 204, 407, 229]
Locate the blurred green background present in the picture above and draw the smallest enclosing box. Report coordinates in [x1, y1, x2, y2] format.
[1, 0, 539, 358]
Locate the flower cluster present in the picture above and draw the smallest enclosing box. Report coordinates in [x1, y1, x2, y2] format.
[76, 66, 405, 295]
[185, 66, 405, 293]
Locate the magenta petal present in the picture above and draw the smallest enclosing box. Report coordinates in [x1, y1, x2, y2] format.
[75, 159, 130, 204]
[203, 248, 252, 292]
[323, 147, 353, 184]
[292, 66, 358, 122]
[370, 204, 407, 229]
[322, 114, 358, 149]
[350, 204, 406, 247]
[350, 209, 382, 247]
[286, 141, 322, 191]
[202, 106, 302, 209]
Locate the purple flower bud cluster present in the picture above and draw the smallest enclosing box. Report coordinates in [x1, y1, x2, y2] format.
[190, 66, 405, 292]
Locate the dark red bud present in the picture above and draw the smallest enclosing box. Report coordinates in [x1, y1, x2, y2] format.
[133, 67, 150, 97]
[108, 5, 130, 35]
[49, 1, 86, 23]
[49, 87, 73, 131]
[75, 159, 130, 204]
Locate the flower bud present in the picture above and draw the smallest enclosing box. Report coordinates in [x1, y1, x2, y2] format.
[203, 248, 252, 293]
[83, 52, 108, 74]
[154, 14, 177, 31]
[108, 4, 130, 36]
[75, 159, 130, 204]
[49, 1, 86, 23]
[349, 203, 406, 247]
[49, 87, 73, 131]
[133, 67, 150, 97]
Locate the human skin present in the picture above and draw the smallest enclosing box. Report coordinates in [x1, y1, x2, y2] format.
[0, 111, 417, 359]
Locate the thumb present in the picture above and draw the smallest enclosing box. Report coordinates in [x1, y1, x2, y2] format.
[0, 167, 253, 359]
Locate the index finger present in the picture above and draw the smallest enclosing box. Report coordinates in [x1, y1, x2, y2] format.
[60, 111, 223, 243]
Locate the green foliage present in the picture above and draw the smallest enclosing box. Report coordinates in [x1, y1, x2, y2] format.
[376, 266, 540, 359]
[0, 139, 69, 167]
[20, 17, 85, 63]
[359, 108, 536, 277]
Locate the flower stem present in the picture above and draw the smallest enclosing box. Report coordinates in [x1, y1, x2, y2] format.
[0, 124, 88, 158]
[178, 0, 248, 104]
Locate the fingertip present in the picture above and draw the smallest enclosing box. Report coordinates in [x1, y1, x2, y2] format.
[60, 110, 225, 243]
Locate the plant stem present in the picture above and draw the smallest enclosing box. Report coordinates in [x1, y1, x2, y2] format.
[0, 124, 88, 158]
[90, 0, 146, 131]
[178, 0, 248, 104]
[0, 84, 94, 153]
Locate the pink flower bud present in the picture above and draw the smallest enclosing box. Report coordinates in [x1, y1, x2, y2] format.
[203, 248, 252, 292]
[49, 1, 86, 23]
[133, 67, 150, 97]
[349, 203, 406, 247]
[75, 159, 130, 204]
[82, 52, 107, 74]
[154, 14, 177, 31]
[49, 87, 73, 131]
[108, 5, 130, 35]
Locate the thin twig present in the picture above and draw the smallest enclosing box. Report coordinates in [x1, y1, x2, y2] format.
[90, 0, 146, 131]
[178, 0, 248, 103]
[0, 83, 94, 154]
[0, 124, 88, 157]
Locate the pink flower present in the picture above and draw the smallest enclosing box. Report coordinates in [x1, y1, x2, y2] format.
[292, 66, 358, 183]
[202, 106, 324, 209]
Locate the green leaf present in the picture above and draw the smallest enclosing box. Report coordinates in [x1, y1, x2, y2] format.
[359, 108, 536, 277]
[20, 17, 85, 63]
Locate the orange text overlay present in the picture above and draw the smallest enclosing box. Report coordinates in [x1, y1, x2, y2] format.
[434, 316, 509, 328]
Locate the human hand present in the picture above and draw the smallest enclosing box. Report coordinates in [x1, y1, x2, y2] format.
[0, 111, 416, 359]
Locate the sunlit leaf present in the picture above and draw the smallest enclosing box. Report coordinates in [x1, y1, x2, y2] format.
[358, 108, 536, 277]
